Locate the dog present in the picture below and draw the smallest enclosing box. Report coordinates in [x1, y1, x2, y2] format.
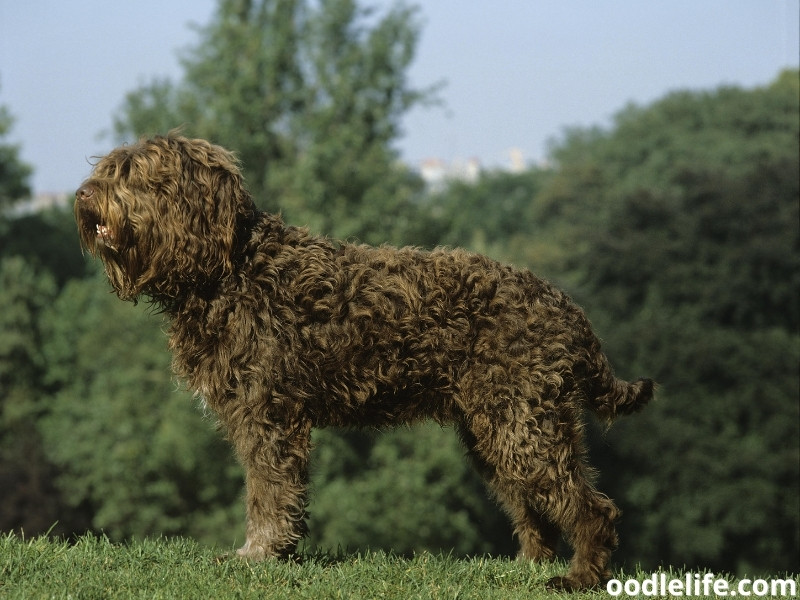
[75, 134, 653, 591]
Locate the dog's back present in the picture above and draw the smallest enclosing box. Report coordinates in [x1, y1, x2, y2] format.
[233, 215, 652, 429]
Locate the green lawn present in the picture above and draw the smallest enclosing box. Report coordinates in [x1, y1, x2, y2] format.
[1, 533, 797, 599]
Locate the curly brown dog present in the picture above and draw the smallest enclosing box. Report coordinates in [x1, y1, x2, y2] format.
[74, 134, 653, 591]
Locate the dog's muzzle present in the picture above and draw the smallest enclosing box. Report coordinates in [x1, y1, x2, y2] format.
[76, 185, 116, 247]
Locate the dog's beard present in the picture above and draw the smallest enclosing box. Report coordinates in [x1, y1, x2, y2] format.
[77, 204, 119, 252]
[78, 210, 151, 301]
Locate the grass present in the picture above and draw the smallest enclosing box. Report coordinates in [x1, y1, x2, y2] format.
[0, 533, 577, 600]
[1, 533, 797, 599]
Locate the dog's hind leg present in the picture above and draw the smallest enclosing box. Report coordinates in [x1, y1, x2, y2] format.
[515, 506, 561, 561]
[499, 493, 561, 561]
[458, 423, 560, 561]
[536, 464, 621, 591]
[459, 387, 619, 590]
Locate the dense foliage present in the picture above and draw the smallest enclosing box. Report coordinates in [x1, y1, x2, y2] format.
[0, 99, 31, 212]
[0, 0, 796, 576]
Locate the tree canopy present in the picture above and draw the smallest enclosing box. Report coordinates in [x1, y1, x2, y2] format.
[532, 70, 800, 573]
[113, 0, 437, 244]
[0, 95, 32, 212]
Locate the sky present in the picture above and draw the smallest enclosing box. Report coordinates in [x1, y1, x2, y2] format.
[0, 1, 798, 195]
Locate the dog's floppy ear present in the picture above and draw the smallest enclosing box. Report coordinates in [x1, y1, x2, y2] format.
[138, 135, 256, 298]
[168, 138, 250, 280]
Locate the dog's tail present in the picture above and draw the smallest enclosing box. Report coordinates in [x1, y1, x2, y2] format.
[584, 355, 654, 422]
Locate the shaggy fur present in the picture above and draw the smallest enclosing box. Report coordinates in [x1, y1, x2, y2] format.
[75, 134, 653, 591]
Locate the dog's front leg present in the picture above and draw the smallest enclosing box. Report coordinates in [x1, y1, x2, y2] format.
[233, 418, 312, 560]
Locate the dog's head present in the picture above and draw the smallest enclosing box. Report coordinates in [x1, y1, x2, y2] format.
[75, 134, 255, 303]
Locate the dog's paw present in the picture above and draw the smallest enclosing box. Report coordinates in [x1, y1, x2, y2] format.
[236, 540, 269, 561]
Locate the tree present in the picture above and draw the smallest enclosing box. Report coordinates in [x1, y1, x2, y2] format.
[407, 169, 553, 257]
[584, 163, 800, 573]
[113, 0, 437, 244]
[0, 104, 72, 534]
[307, 425, 514, 557]
[0, 94, 32, 212]
[0, 257, 70, 535]
[536, 70, 800, 573]
[0, 206, 89, 287]
[38, 277, 245, 545]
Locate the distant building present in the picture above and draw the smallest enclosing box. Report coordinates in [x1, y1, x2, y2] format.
[6, 192, 70, 216]
[418, 156, 482, 192]
[508, 147, 526, 173]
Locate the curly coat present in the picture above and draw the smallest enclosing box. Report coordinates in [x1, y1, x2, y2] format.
[75, 134, 653, 591]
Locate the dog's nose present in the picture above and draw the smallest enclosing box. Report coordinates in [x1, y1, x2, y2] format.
[76, 185, 94, 200]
